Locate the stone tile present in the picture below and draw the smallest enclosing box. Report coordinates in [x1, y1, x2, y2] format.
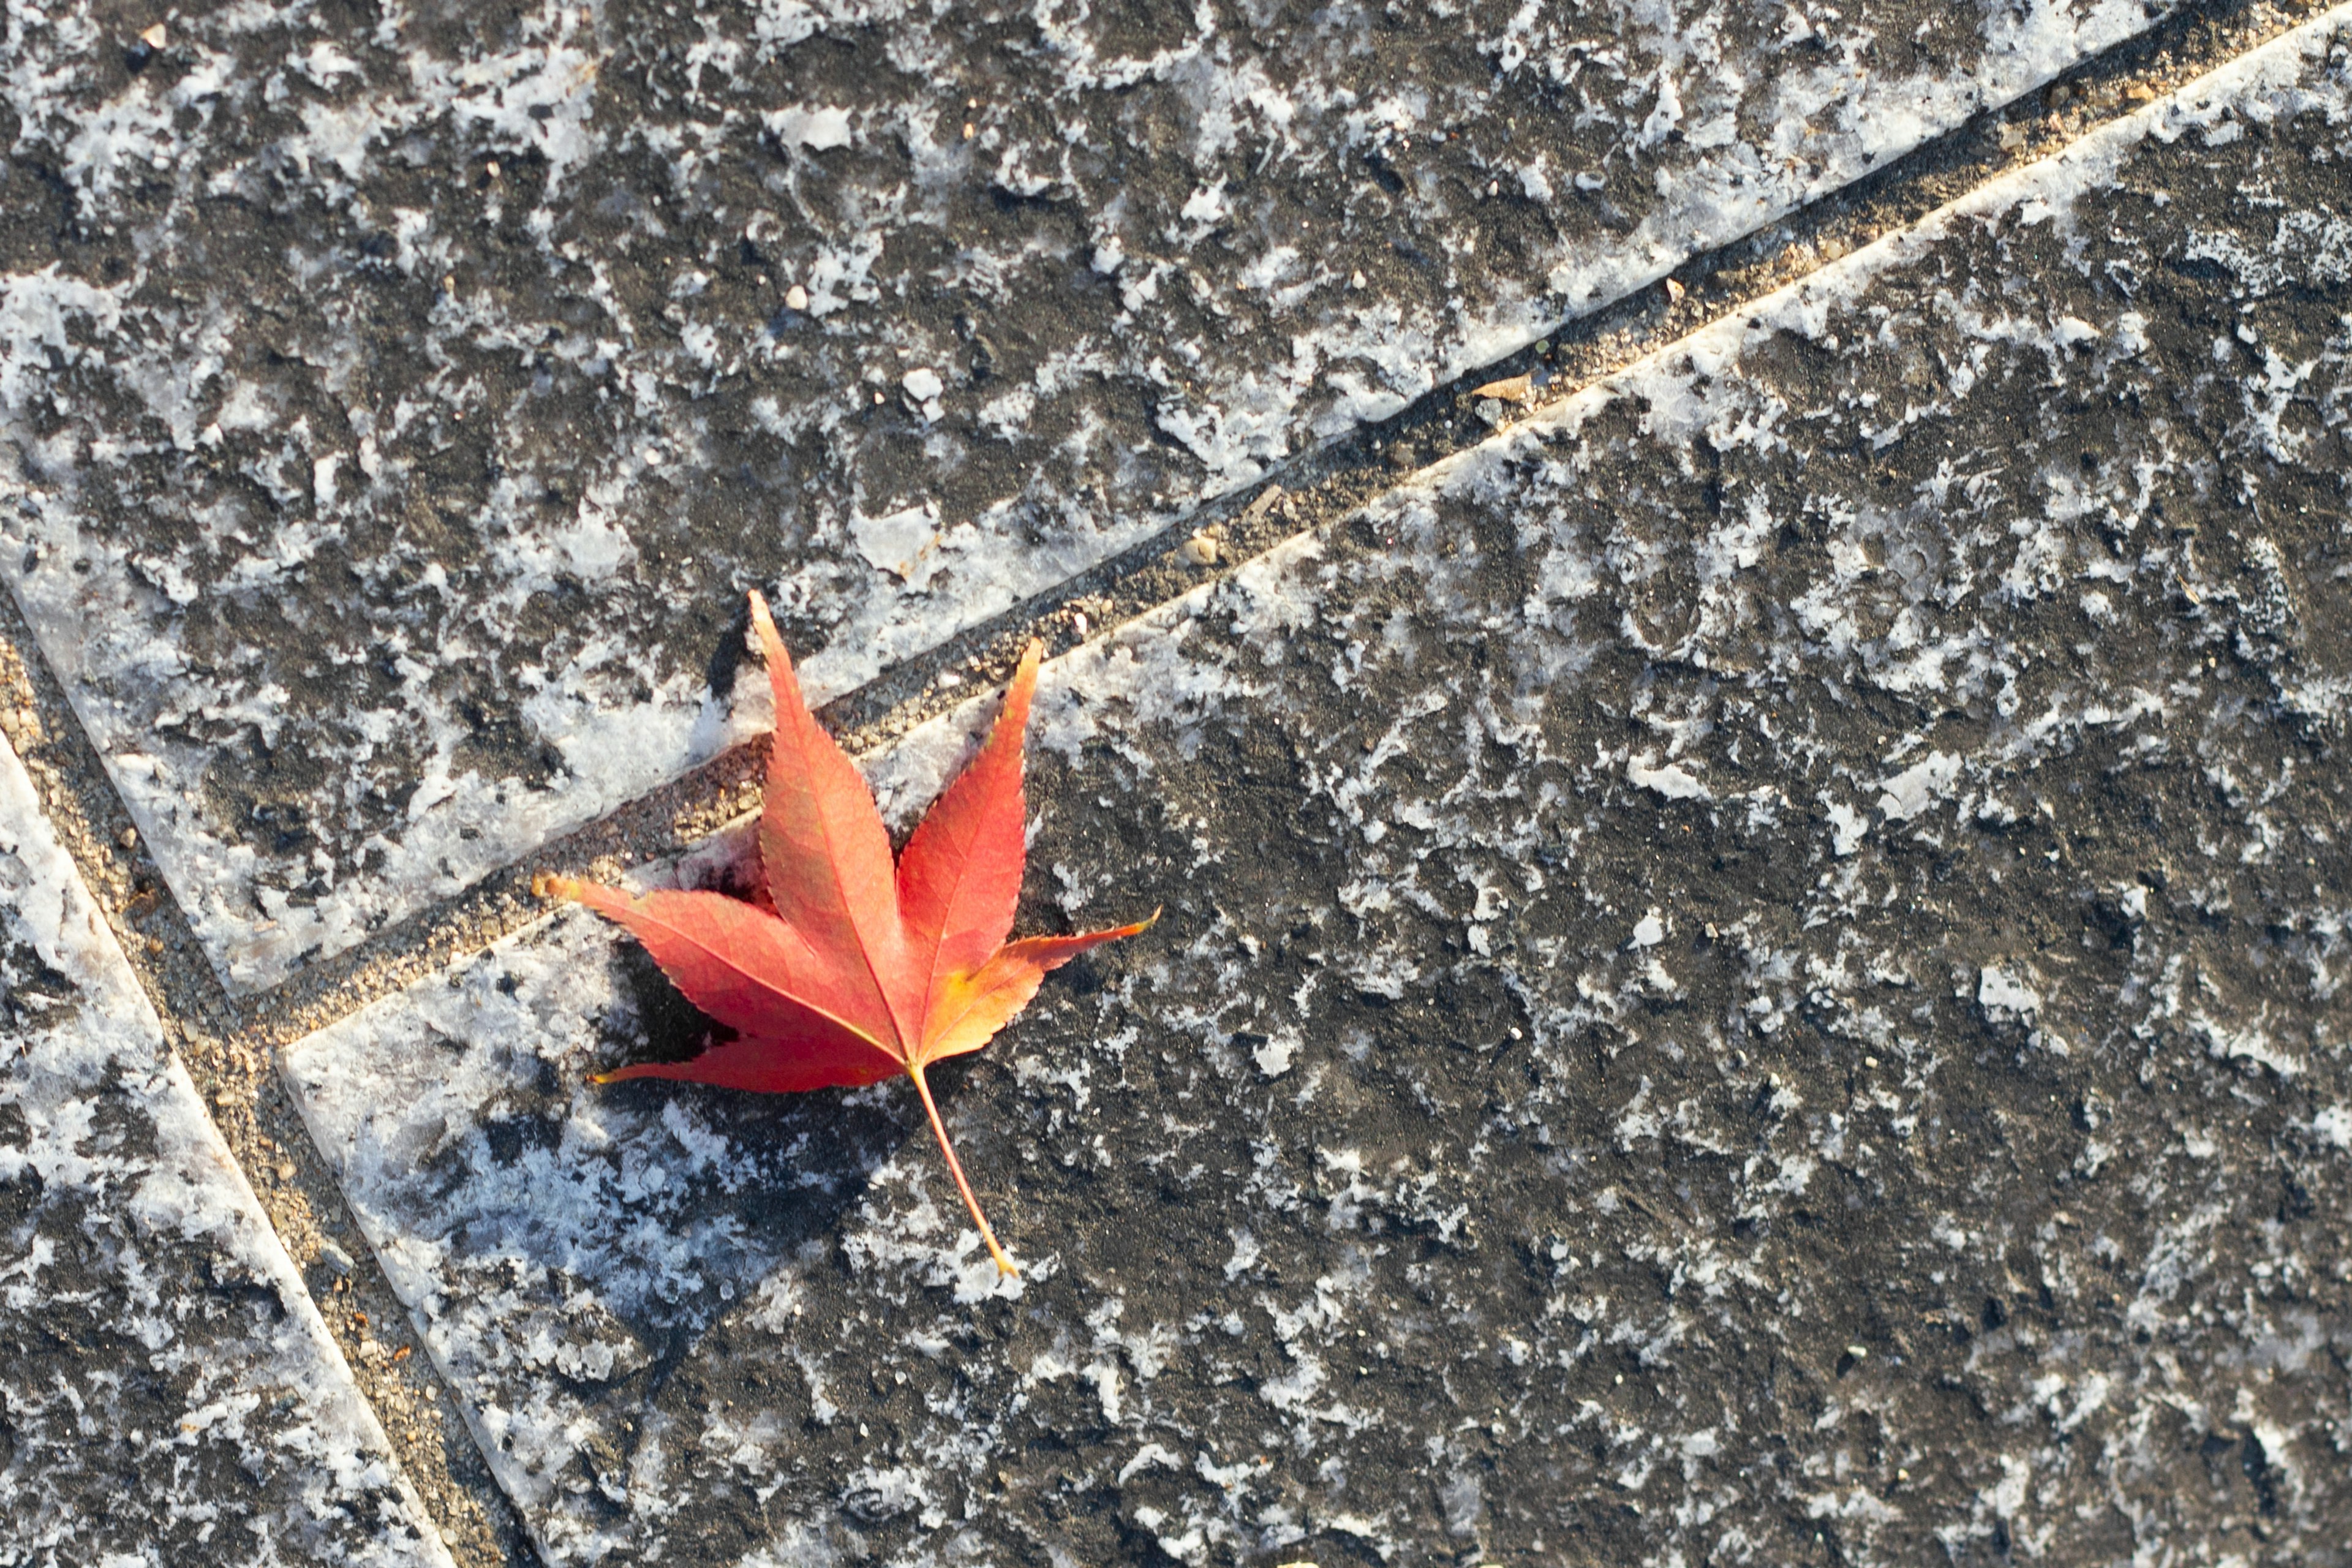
[0, 735, 452, 1567]
[282, 15, 2352, 1562]
[0, 0, 2182, 989]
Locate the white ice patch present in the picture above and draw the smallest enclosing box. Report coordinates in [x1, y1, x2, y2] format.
[2193, 1012, 2302, 1079]
[1629, 752, 1710, 801]
[763, 104, 853, 151]
[1977, 965, 2041, 1025]
[1825, 802, 1866, 858]
[1875, 751, 1961, 823]
[1254, 1029, 1300, 1077]
[851, 502, 941, 582]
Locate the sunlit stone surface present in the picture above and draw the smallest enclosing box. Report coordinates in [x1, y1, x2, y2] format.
[285, 19, 2352, 1560]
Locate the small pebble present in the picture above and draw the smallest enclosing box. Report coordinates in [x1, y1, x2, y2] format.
[276, 1162, 297, 1182]
[317, 1240, 356, 1275]
[1178, 532, 1218, 566]
[902, 366, 943, 401]
[785, 284, 809, 311]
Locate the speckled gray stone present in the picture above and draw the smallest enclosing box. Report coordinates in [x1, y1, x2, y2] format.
[0, 0, 2184, 990]
[0, 733, 453, 1568]
[279, 15, 2352, 1564]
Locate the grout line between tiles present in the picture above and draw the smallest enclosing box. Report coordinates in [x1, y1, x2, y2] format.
[0, 597, 548, 1568]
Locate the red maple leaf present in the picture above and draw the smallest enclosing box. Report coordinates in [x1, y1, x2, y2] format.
[537, 590, 1152, 1275]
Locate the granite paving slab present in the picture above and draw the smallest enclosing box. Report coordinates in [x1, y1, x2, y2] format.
[0, 0, 2193, 990]
[0, 730, 454, 1567]
[280, 12, 2352, 1562]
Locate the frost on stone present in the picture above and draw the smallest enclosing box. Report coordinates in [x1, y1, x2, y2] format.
[0, 734, 450, 1568]
[1629, 751, 1711, 801]
[0, 0, 2191, 990]
[1875, 750, 1962, 823]
[1825, 801, 1868, 858]
[1977, 964, 2043, 1027]
[272, 16, 2352, 1564]
[850, 501, 941, 583]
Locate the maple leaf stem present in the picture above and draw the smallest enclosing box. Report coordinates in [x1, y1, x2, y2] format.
[905, 1063, 1019, 1277]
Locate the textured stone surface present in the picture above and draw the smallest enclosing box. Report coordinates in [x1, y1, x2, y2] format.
[0, 731, 451, 1568]
[0, 0, 2179, 989]
[282, 15, 2352, 1563]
